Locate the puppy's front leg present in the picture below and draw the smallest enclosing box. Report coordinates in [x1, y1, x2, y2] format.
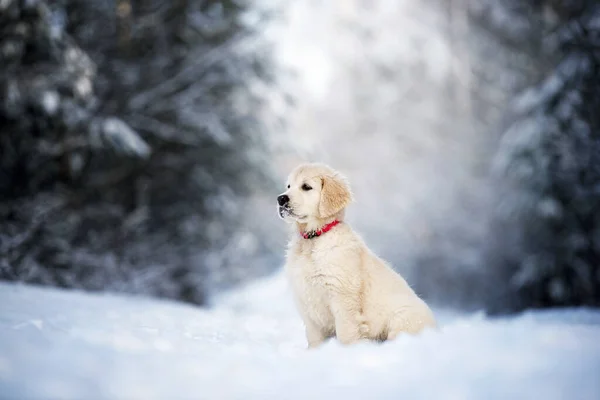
[330, 293, 363, 345]
[304, 318, 326, 349]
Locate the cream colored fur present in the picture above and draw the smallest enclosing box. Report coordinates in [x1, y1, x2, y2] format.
[278, 163, 437, 348]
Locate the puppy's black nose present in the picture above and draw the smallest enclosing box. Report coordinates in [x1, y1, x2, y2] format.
[277, 194, 289, 206]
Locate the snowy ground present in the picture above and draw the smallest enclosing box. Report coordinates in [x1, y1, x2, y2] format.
[1, 272, 600, 400]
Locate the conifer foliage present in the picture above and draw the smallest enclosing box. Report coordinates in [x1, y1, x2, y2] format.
[0, 0, 275, 304]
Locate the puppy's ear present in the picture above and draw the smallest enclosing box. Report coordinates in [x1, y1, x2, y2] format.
[319, 172, 353, 218]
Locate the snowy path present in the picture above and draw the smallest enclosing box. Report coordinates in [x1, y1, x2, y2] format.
[1, 272, 600, 400]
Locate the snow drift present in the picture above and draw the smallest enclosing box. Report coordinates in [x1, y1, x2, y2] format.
[1, 272, 599, 399]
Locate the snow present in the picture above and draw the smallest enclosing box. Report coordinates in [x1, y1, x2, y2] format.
[89, 117, 151, 158]
[1, 272, 600, 400]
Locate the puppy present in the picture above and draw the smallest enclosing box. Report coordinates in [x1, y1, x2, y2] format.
[277, 163, 436, 348]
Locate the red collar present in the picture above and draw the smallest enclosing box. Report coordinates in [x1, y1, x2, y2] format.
[301, 220, 340, 239]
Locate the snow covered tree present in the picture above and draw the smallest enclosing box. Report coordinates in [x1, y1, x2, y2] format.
[485, 0, 600, 313]
[0, 0, 277, 304]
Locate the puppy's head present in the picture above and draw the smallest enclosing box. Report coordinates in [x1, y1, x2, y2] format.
[277, 163, 353, 224]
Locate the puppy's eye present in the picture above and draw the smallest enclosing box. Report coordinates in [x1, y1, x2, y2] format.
[287, 184, 290, 189]
[301, 183, 312, 191]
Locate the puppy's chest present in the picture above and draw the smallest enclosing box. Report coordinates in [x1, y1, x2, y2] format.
[286, 240, 339, 288]
[286, 242, 338, 325]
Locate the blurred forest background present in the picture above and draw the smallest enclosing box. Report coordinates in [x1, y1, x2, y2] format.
[1, 0, 599, 315]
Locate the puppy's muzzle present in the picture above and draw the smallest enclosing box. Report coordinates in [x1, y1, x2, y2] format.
[277, 194, 292, 219]
[277, 194, 289, 207]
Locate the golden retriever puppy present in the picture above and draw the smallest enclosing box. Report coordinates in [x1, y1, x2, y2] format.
[277, 163, 436, 348]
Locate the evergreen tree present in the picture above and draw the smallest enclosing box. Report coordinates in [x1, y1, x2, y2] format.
[486, 0, 600, 313]
[0, 0, 276, 304]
